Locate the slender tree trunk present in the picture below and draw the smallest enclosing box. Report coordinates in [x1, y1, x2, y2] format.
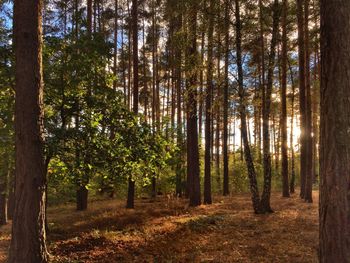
[235, 0, 261, 214]
[76, 186, 88, 210]
[289, 61, 296, 194]
[126, 0, 138, 209]
[175, 6, 183, 197]
[223, 0, 230, 196]
[186, 0, 201, 207]
[257, 0, 265, 163]
[142, 7, 148, 122]
[303, 0, 313, 203]
[199, 30, 205, 150]
[204, 0, 214, 204]
[87, 0, 93, 36]
[113, 0, 118, 90]
[260, 0, 280, 213]
[93, 0, 97, 33]
[311, 1, 319, 183]
[127, 11, 132, 109]
[215, 7, 221, 192]
[319, 0, 350, 260]
[151, 1, 159, 198]
[121, 18, 127, 104]
[9, 0, 48, 261]
[297, 0, 307, 199]
[281, 0, 289, 198]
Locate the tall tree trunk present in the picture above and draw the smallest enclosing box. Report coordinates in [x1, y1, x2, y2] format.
[303, 0, 313, 203]
[186, 0, 201, 207]
[235, 0, 261, 214]
[297, 0, 307, 199]
[87, 0, 93, 36]
[222, 0, 230, 197]
[215, 6, 221, 193]
[319, 0, 350, 260]
[9, 0, 48, 261]
[93, 0, 97, 33]
[126, 0, 138, 209]
[311, 0, 319, 183]
[175, 9, 183, 197]
[260, 0, 280, 213]
[199, 30, 205, 150]
[281, 0, 289, 197]
[257, 0, 265, 163]
[127, 12, 132, 109]
[151, 1, 159, 198]
[204, 0, 214, 205]
[289, 61, 296, 194]
[142, 7, 148, 122]
[113, 0, 118, 90]
[121, 18, 127, 104]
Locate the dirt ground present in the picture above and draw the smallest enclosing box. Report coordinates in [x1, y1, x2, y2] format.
[0, 191, 318, 262]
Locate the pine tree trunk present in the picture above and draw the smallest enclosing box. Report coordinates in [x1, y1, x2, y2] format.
[235, 0, 261, 214]
[303, 0, 313, 203]
[260, 0, 280, 213]
[199, 30, 205, 149]
[9, 0, 48, 261]
[204, 0, 214, 204]
[289, 61, 296, 194]
[186, 0, 201, 207]
[257, 0, 265, 163]
[297, 0, 307, 199]
[319, 0, 350, 260]
[175, 9, 183, 198]
[76, 186, 88, 211]
[113, 0, 118, 90]
[222, 0, 230, 197]
[126, 0, 138, 209]
[281, 0, 289, 197]
[87, 0, 93, 36]
[215, 9, 221, 192]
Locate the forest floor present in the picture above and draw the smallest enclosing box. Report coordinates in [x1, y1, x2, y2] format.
[0, 191, 318, 263]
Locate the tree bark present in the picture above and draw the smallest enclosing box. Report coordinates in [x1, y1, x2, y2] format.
[235, 0, 261, 214]
[297, 0, 307, 199]
[87, 0, 93, 36]
[222, 0, 230, 197]
[126, 0, 138, 209]
[260, 0, 280, 213]
[175, 7, 183, 198]
[288, 61, 296, 194]
[113, 0, 118, 90]
[186, 0, 201, 207]
[9, 0, 48, 261]
[215, 8, 221, 193]
[204, 0, 214, 204]
[319, 0, 350, 261]
[76, 186, 88, 211]
[303, 0, 313, 203]
[257, 0, 265, 163]
[281, 0, 289, 197]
